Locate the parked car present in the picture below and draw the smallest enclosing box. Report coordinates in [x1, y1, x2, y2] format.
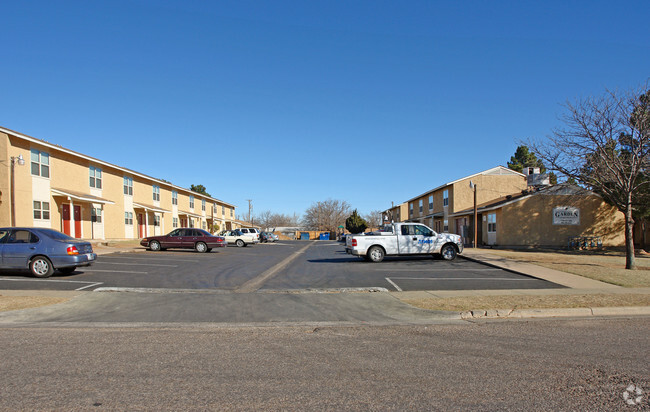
[0, 227, 96, 278]
[270, 233, 279, 242]
[239, 228, 261, 242]
[140, 228, 226, 253]
[218, 230, 258, 247]
[260, 232, 273, 243]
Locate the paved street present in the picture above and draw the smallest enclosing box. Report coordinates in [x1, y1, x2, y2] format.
[0, 318, 647, 411]
[0, 241, 562, 292]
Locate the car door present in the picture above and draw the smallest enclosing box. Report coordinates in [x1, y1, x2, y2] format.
[0, 229, 10, 268]
[182, 229, 200, 248]
[1, 229, 38, 269]
[397, 224, 435, 254]
[161, 229, 183, 248]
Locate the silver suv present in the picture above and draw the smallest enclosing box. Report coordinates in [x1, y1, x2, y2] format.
[239, 228, 260, 242]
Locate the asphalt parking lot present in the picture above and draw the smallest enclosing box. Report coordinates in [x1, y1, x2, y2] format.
[0, 241, 563, 292]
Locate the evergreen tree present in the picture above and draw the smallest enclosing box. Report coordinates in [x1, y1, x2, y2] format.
[345, 209, 368, 234]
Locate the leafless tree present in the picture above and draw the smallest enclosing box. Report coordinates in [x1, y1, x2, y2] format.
[363, 210, 383, 228]
[254, 210, 301, 230]
[529, 87, 649, 269]
[302, 199, 351, 231]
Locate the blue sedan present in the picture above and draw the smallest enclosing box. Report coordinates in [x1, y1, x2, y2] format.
[0, 227, 97, 278]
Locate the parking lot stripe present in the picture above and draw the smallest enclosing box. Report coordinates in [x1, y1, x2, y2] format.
[0, 278, 102, 286]
[385, 277, 403, 292]
[99, 256, 198, 263]
[83, 269, 148, 274]
[92, 262, 177, 267]
[388, 277, 537, 281]
[75, 282, 104, 291]
[373, 268, 504, 272]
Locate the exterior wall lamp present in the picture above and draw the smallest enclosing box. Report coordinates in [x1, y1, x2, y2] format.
[11, 154, 26, 226]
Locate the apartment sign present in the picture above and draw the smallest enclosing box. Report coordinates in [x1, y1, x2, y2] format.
[553, 207, 580, 225]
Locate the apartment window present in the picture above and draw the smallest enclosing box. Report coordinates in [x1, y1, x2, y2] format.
[172, 191, 178, 205]
[429, 195, 433, 211]
[419, 199, 423, 213]
[202, 199, 206, 212]
[222, 205, 225, 215]
[443, 219, 449, 232]
[202, 221, 207, 230]
[152, 185, 160, 202]
[487, 213, 497, 233]
[30, 149, 50, 178]
[409, 203, 413, 217]
[443, 190, 449, 207]
[190, 195, 195, 209]
[173, 217, 178, 228]
[124, 177, 133, 196]
[153, 215, 160, 227]
[89, 166, 102, 189]
[189, 219, 194, 228]
[125, 212, 134, 225]
[91, 207, 102, 223]
[230, 208, 233, 217]
[33, 201, 50, 220]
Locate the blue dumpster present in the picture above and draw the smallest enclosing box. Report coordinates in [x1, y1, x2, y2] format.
[300, 232, 310, 240]
[319, 233, 330, 240]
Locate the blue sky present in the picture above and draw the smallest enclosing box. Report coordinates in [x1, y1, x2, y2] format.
[2, 0, 648, 219]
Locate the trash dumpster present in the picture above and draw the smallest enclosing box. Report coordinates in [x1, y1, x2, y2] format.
[319, 233, 330, 240]
[300, 232, 310, 240]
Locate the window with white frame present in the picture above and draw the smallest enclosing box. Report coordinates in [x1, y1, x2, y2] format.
[230, 208, 233, 217]
[202, 221, 206, 230]
[30, 149, 50, 178]
[202, 199, 206, 211]
[409, 203, 413, 217]
[487, 213, 497, 232]
[419, 199, 423, 213]
[429, 195, 433, 210]
[89, 166, 102, 189]
[173, 217, 178, 228]
[91, 207, 102, 223]
[153, 185, 160, 202]
[190, 195, 195, 209]
[222, 205, 225, 215]
[124, 177, 133, 196]
[443, 219, 449, 232]
[125, 212, 134, 225]
[33, 201, 50, 220]
[172, 191, 178, 205]
[189, 219, 194, 228]
[153, 215, 160, 226]
[443, 190, 449, 207]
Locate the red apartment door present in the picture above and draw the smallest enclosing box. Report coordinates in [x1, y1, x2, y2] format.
[62, 205, 82, 238]
[138, 214, 145, 238]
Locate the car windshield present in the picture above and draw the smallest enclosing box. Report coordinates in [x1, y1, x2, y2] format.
[38, 228, 75, 241]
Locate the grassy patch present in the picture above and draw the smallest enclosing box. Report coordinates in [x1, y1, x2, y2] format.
[404, 293, 650, 312]
[480, 249, 650, 287]
[0, 296, 70, 312]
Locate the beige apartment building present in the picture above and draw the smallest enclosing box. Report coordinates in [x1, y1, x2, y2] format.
[383, 166, 626, 248]
[0, 126, 237, 240]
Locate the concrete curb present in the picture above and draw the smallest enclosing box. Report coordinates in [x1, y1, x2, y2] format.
[459, 306, 650, 320]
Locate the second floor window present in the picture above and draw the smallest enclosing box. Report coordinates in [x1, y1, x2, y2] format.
[124, 177, 133, 196]
[419, 200, 423, 213]
[429, 195, 433, 210]
[202, 199, 206, 211]
[190, 195, 195, 209]
[31, 149, 50, 178]
[153, 185, 160, 202]
[89, 166, 102, 189]
[222, 205, 225, 215]
[443, 190, 449, 207]
[172, 191, 178, 205]
[409, 203, 413, 217]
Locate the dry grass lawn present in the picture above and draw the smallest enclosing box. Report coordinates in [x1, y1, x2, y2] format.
[0, 296, 70, 312]
[481, 248, 650, 287]
[404, 293, 650, 312]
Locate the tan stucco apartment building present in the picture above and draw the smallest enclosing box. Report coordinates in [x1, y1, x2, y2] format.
[383, 166, 625, 248]
[1, 126, 237, 240]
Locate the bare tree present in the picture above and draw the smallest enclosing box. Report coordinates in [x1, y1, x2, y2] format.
[302, 199, 351, 231]
[254, 211, 301, 230]
[529, 87, 649, 269]
[363, 210, 383, 228]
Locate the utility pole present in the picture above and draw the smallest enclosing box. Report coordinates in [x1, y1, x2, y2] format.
[246, 199, 253, 226]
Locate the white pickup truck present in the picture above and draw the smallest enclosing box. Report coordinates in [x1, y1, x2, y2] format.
[345, 222, 463, 262]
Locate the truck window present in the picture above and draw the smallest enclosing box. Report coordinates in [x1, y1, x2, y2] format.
[414, 225, 432, 236]
[401, 226, 411, 235]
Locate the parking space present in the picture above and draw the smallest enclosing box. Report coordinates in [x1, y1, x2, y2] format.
[0, 241, 564, 292]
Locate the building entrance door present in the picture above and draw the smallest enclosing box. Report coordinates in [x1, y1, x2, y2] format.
[138, 214, 145, 238]
[62, 205, 82, 238]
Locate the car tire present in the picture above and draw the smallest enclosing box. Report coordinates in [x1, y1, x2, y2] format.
[30, 256, 54, 278]
[195, 242, 208, 253]
[58, 266, 76, 274]
[441, 244, 457, 261]
[367, 246, 385, 263]
[150, 240, 161, 251]
[236, 239, 245, 247]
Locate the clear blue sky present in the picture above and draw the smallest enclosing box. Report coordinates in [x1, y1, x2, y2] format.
[2, 0, 648, 219]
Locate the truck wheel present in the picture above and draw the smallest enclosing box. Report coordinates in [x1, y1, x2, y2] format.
[441, 244, 457, 261]
[367, 246, 385, 263]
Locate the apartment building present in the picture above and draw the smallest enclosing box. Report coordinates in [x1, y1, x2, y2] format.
[382, 166, 625, 248]
[1, 126, 237, 240]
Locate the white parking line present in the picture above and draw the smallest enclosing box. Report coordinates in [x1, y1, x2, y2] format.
[75, 282, 104, 291]
[385, 277, 403, 292]
[92, 262, 177, 267]
[99, 256, 198, 263]
[0, 277, 105, 291]
[374, 268, 504, 272]
[387, 276, 537, 282]
[83, 269, 148, 274]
